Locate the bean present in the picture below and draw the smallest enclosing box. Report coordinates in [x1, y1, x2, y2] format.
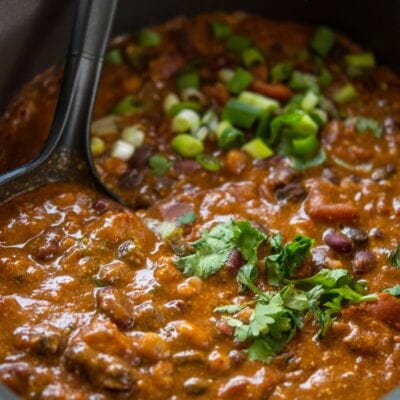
[173, 350, 206, 365]
[324, 231, 354, 253]
[130, 143, 154, 168]
[183, 377, 209, 395]
[275, 182, 307, 202]
[173, 159, 201, 174]
[225, 249, 245, 275]
[224, 149, 249, 175]
[322, 167, 340, 184]
[137, 332, 170, 360]
[118, 169, 143, 190]
[352, 250, 376, 274]
[228, 350, 246, 366]
[371, 164, 396, 181]
[207, 350, 230, 373]
[341, 226, 368, 244]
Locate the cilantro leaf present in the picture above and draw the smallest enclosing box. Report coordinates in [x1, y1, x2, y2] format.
[389, 241, 400, 268]
[383, 284, 400, 297]
[214, 304, 244, 314]
[266, 233, 314, 286]
[177, 211, 196, 226]
[149, 154, 171, 177]
[355, 116, 383, 139]
[175, 220, 266, 279]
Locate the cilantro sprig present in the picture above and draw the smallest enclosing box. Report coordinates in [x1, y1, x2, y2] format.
[175, 220, 266, 278]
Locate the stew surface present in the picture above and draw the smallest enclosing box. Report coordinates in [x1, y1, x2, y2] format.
[0, 12, 400, 400]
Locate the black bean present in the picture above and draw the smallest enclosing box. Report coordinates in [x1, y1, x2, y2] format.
[352, 250, 377, 274]
[324, 232, 354, 253]
[118, 170, 143, 190]
[183, 377, 209, 395]
[341, 227, 369, 244]
[225, 249, 245, 275]
[129, 144, 154, 168]
[275, 182, 307, 202]
[371, 164, 396, 182]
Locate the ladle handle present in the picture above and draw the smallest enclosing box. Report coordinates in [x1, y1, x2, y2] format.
[0, 0, 118, 185]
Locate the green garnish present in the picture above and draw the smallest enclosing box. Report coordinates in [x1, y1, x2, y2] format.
[290, 148, 327, 170]
[149, 154, 171, 177]
[168, 101, 203, 117]
[106, 48, 123, 65]
[266, 233, 314, 286]
[242, 47, 265, 68]
[222, 99, 261, 129]
[334, 83, 358, 103]
[225, 34, 252, 54]
[238, 91, 279, 113]
[383, 284, 400, 297]
[196, 153, 221, 171]
[389, 241, 400, 268]
[344, 52, 375, 69]
[112, 95, 143, 115]
[137, 29, 161, 47]
[270, 62, 293, 83]
[242, 138, 274, 160]
[175, 220, 266, 279]
[177, 71, 200, 91]
[218, 127, 245, 150]
[289, 71, 319, 93]
[171, 134, 204, 158]
[177, 211, 196, 226]
[211, 20, 232, 39]
[355, 116, 383, 138]
[227, 68, 253, 94]
[310, 26, 336, 58]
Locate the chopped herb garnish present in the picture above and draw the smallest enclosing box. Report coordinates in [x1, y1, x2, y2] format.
[334, 83, 358, 104]
[177, 211, 196, 226]
[355, 116, 383, 138]
[175, 220, 266, 279]
[106, 48, 123, 65]
[149, 154, 171, 177]
[389, 241, 400, 268]
[227, 68, 253, 94]
[211, 20, 232, 40]
[266, 233, 314, 286]
[137, 29, 161, 47]
[222, 99, 261, 129]
[225, 34, 252, 54]
[270, 62, 293, 83]
[310, 26, 336, 58]
[383, 284, 400, 297]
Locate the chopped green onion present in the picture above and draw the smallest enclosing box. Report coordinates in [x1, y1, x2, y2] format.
[106, 49, 123, 65]
[225, 34, 252, 54]
[193, 126, 209, 141]
[157, 221, 181, 240]
[163, 93, 180, 113]
[218, 68, 235, 83]
[91, 115, 121, 136]
[318, 67, 333, 87]
[112, 95, 142, 115]
[242, 47, 265, 68]
[137, 29, 161, 47]
[301, 91, 319, 111]
[355, 116, 383, 138]
[270, 62, 293, 83]
[222, 99, 261, 129]
[344, 52, 375, 69]
[334, 83, 358, 103]
[177, 211, 196, 225]
[90, 137, 106, 156]
[177, 71, 200, 91]
[270, 110, 318, 144]
[292, 134, 318, 157]
[309, 108, 328, 127]
[201, 110, 219, 131]
[181, 88, 204, 103]
[171, 134, 204, 158]
[196, 153, 221, 171]
[172, 109, 200, 133]
[291, 148, 326, 170]
[121, 125, 145, 147]
[256, 110, 272, 140]
[227, 68, 253, 94]
[310, 26, 336, 58]
[290, 71, 319, 92]
[218, 127, 245, 150]
[149, 154, 171, 177]
[216, 121, 233, 137]
[238, 91, 279, 112]
[168, 101, 202, 117]
[242, 138, 273, 159]
[211, 20, 232, 39]
[111, 140, 135, 160]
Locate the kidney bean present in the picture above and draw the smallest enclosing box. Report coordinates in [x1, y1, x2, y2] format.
[130, 144, 154, 168]
[341, 226, 369, 244]
[352, 250, 376, 274]
[226, 249, 246, 275]
[183, 377, 209, 395]
[173, 350, 206, 365]
[324, 231, 354, 253]
[371, 164, 396, 181]
[174, 159, 201, 174]
[275, 182, 307, 202]
[118, 170, 143, 190]
[322, 167, 340, 184]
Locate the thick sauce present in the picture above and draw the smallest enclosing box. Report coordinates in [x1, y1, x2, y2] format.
[0, 13, 400, 400]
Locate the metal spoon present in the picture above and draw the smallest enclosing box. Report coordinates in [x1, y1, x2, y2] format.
[0, 0, 121, 204]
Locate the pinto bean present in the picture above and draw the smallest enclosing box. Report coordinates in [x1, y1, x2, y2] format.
[183, 377, 209, 395]
[352, 250, 376, 274]
[96, 287, 133, 329]
[133, 300, 165, 330]
[341, 227, 369, 244]
[324, 232, 354, 253]
[137, 332, 170, 360]
[65, 342, 137, 391]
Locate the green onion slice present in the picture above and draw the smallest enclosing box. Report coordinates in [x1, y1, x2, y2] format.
[168, 101, 203, 116]
[218, 127, 245, 150]
[211, 20, 232, 39]
[222, 99, 261, 129]
[137, 29, 161, 47]
[334, 84, 358, 104]
[177, 71, 200, 91]
[242, 138, 273, 159]
[270, 62, 293, 83]
[171, 134, 204, 158]
[225, 34, 252, 54]
[242, 47, 265, 68]
[227, 68, 253, 94]
[149, 154, 171, 177]
[112, 95, 143, 115]
[310, 26, 336, 58]
[106, 49, 123, 65]
[344, 52, 375, 69]
[196, 153, 221, 171]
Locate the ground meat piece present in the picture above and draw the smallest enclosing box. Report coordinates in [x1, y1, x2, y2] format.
[367, 293, 400, 329]
[173, 159, 201, 174]
[96, 287, 134, 329]
[13, 324, 64, 355]
[264, 160, 301, 191]
[65, 342, 137, 391]
[0, 362, 32, 394]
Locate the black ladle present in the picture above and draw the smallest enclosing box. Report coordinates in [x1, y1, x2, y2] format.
[0, 0, 121, 204]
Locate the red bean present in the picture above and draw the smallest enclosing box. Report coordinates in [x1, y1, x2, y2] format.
[352, 250, 376, 274]
[324, 232, 354, 253]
